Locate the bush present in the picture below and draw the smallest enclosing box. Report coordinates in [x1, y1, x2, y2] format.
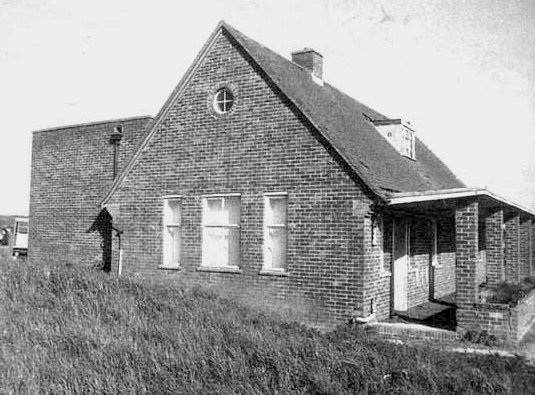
[488, 279, 535, 305]
[462, 330, 499, 347]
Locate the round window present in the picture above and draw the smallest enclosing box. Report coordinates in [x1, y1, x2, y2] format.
[213, 87, 234, 114]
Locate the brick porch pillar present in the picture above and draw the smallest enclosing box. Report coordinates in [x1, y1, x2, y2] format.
[532, 220, 535, 276]
[504, 213, 521, 283]
[455, 200, 479, 309]
[485, 209, 504, 287]
[520, 218, 532, 279]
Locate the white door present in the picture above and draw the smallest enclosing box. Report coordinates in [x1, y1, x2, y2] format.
[393, 219, 409, 311]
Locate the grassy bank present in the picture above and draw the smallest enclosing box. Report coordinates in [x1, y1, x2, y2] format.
[1, 260, 534, 394]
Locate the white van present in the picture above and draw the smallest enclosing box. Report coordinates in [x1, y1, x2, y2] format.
[12, 218, 28, 257]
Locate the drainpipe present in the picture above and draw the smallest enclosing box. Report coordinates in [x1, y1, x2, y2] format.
[112, 224, 123, 276]
[109, 126, 124, 275]
[109, 125, 123, 179]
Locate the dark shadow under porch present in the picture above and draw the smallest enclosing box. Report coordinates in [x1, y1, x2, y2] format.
[389, 293, 457, 331]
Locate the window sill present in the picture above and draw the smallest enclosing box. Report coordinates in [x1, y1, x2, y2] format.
[431, 262, 443, 269]
[196, 266, 242, 274]
[158, 265, 182, 271]
[379, 270, 392, 278]
[259, 269, 289, 277]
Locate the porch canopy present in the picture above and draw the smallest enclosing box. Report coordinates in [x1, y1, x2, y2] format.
[386, 187, 534, 217]
[385, 187, 535, 309]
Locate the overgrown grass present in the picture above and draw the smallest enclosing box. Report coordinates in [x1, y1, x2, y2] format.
[1, 261, 534, 394]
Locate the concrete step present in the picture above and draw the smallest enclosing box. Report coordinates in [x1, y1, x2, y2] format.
[366, 322, 460, 343]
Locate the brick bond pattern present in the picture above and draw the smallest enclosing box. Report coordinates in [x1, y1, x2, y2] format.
[520, 218, 532, 278]
[504, 214, 521, 283]
[29, 117, 151, 267]
[29, 28, 535, 335]
[106, 33, 377, 323]
[485, 209, 504, 287]
[455, 200, 479, 311]
[532, 221, 535, 275]
[371, 213, 456, 321]
[455, 202, 535, 343]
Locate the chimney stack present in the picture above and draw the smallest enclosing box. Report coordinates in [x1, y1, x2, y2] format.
[291, 48, 323, 80]
[110, 125, 123, 179]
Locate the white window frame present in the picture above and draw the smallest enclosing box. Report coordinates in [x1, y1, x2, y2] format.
[375, 215, 391, 277]
[161, 196, 182, 269]
[262, 192, 288, 273]
[201, 193, 241, 269]
[213, 88, 234, 114]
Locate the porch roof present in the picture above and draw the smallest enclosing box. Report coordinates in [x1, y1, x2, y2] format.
[386, 187, 535, 217]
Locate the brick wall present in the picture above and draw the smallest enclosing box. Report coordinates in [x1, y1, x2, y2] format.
[106, 32, 377, 324]
[431, 213, 456, 299]
[457, 289, 535, 344]
[504, 213, 520, 283]
[520, 218, 532, 279]
[516, 288, 535, 341]
[456, 304, 513, 343]
[29, 117, 151, 267]
[374, 215, 393, 320]
[485, 209, 504, 287]
[455, 200, 479, 311]
[532, 221, 535, 275]
[407, 218, 431, 309]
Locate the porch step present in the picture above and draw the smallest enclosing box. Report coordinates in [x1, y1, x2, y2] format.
[366, 322, 460, 343]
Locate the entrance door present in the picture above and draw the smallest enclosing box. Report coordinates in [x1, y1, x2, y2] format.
[393, 218, 409, 311]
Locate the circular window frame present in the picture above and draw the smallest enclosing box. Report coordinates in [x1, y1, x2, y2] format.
[208, 83, 238, 118]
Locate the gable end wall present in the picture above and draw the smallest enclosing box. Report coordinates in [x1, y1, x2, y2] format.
[107, 32, 376, 324]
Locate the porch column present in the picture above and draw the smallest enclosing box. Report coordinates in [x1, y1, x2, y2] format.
[485, 209, 504, 287]
[504, 213, 521, 283]
[532, 220, 535, 276]
[520, 217, 532, 279]
[455, 200, 479, 308]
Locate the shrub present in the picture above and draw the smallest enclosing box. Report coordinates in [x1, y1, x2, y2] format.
[488, 279, 535, 305]
[462, 330, 499, 347]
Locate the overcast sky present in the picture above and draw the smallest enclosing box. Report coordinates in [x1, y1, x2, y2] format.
[1, 0, 534, 215]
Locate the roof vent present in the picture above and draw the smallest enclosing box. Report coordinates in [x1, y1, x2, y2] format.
[291, 48, 323, 85]
[372, 119, 416, 160]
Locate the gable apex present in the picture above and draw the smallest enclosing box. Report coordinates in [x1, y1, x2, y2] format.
[101, 22, 465, 206]
[100, 22, 230, 206]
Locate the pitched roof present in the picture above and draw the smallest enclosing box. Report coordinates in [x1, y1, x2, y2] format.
[223, 23, 464, 196]
[101, 22, 464, 205]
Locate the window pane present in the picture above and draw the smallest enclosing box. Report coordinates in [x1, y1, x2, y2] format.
[170, 200, 181, 224]
[202, 227, 229, 267]
[266, 227, 287, 270]
[228, 227, 240, 267]
[17, 222, 28, 234]
[165, 199, 181, 225]
[268, 197, 287, 225]
[206, 198, 225, 225]
[226, 196, 241, 225]
[164, 226, 181, 266]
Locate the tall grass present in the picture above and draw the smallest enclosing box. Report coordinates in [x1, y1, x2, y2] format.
[1, 260, 534, 394]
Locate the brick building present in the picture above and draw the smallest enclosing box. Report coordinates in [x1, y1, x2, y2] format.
[29, 22, 535, 340]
